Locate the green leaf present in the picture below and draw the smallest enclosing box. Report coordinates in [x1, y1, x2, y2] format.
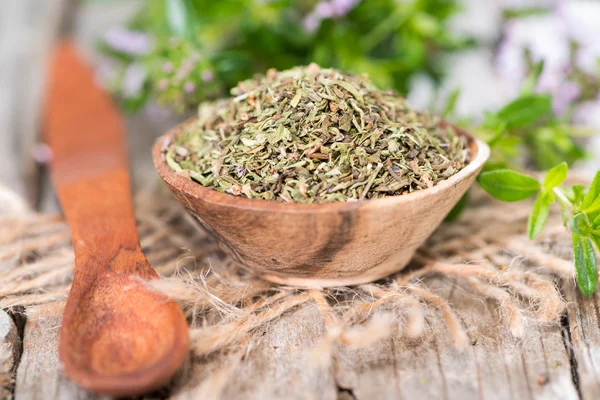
[528, 194, 550, 239]
[572, 233, 598, 296]
[590, 234, 600, 254]
[477, 169, 540, 202]
[496, 94, 552, 130]
[592, 214, 600, 229]
[565, 184, 586, 205]
[572, 212, 592, 236]
[543, 162, 568, 190]
[581, 170, 600, 212]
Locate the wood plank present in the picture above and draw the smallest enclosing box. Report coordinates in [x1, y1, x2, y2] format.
[334, 333, 403, 399]
[332, 277, 579, 400]
[564, 282, 600, 400]
[0, 311, 21, 399]
[445, 280, 578, 400]
[330, 285, 454, 399]
[14, 303, 101, 400]
[174, 303, 339, 399]
[218, 304, 337, 400]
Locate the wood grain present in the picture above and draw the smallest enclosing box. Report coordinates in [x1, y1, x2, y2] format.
[0, 311, 21, 399]
[153, 122, 489, 288]
[564, 283, 600, 400]
[332, 277, 579, 400]
[44, 42, 188, 396]
[219, 305, 337, 399]
[14, 305, 100, 400]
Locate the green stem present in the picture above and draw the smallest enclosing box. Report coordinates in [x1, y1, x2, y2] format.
[553, 187, 572, 208]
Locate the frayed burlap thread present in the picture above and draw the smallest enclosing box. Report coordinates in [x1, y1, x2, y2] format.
[1, 185, 581, 396]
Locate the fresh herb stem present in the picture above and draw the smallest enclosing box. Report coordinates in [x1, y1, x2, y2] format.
[553, 187, 572, 208]
[478, 165, 600, 296]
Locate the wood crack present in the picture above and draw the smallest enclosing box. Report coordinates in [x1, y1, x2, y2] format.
[336, 383, 357, 400]
[561, 313, 583, 400]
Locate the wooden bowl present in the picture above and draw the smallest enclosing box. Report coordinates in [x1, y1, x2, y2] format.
[153, 120, 490, 288]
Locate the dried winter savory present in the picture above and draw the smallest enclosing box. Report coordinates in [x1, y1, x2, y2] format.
[164, 64, 469, 203]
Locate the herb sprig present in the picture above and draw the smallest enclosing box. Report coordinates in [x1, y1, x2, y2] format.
[478, 164, 600, 295]
[445, 61, 599, 296]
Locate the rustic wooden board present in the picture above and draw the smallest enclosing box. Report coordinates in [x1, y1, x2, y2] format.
[13, 304, 100, 400]
[219, 305, 337, 400]
[445, 279, 578, 400]
[331, 278, 579, 400]
[8, 285, 591, 400]
[0, 311, 21, 399]
[564, 283, 600, 400]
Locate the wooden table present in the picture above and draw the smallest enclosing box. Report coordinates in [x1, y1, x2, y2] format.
[1, 2, 599, 399]
[3, 273, 600, 399]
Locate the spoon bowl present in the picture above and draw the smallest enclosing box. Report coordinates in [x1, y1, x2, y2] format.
[60, 269, 189, 396]
[153, 120, 490, 287]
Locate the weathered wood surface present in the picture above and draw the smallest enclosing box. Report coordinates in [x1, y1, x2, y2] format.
[331, 277, 580, 400]
[564, 284, 600, 400]
[14, 305, 102, 400]
[0, 311, 21, 399]
[9, 279, 593, 400]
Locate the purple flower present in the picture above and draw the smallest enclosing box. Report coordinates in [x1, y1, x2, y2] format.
[303, 0, 360, 33]
[104, 27, 153, 56]
[157, 78, 169, 91]
[560, 1, 600, 74]
[574, 96, 600, 128]
[331, 0, 360, 17]
[184, 81, 196, 93]
[121, 63, 146, 98]
[553, 81, 580, 115]
[234, 164, 246, 177]
[175, 68, 189, 81]
[303, 14, 320, 33]
[448, 0, 502, 43]
[315, 2, 334, 18]
[183, 60, 195, 71]
[496, 14, 569, 94]
[162, 62, 174, 73]
[201, 69, 214, 82]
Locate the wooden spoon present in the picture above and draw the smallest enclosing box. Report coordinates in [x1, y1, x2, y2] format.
[44, 41, 188, 396]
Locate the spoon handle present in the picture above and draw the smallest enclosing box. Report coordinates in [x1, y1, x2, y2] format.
[44, 41, 148, 275]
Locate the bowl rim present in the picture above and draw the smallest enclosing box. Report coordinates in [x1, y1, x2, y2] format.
[153, 118, 490, 213]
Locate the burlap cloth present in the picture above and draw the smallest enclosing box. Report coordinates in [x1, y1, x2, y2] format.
[0, 182, 580, 396]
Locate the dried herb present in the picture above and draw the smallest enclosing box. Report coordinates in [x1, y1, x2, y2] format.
[164, 64, 469, 203]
